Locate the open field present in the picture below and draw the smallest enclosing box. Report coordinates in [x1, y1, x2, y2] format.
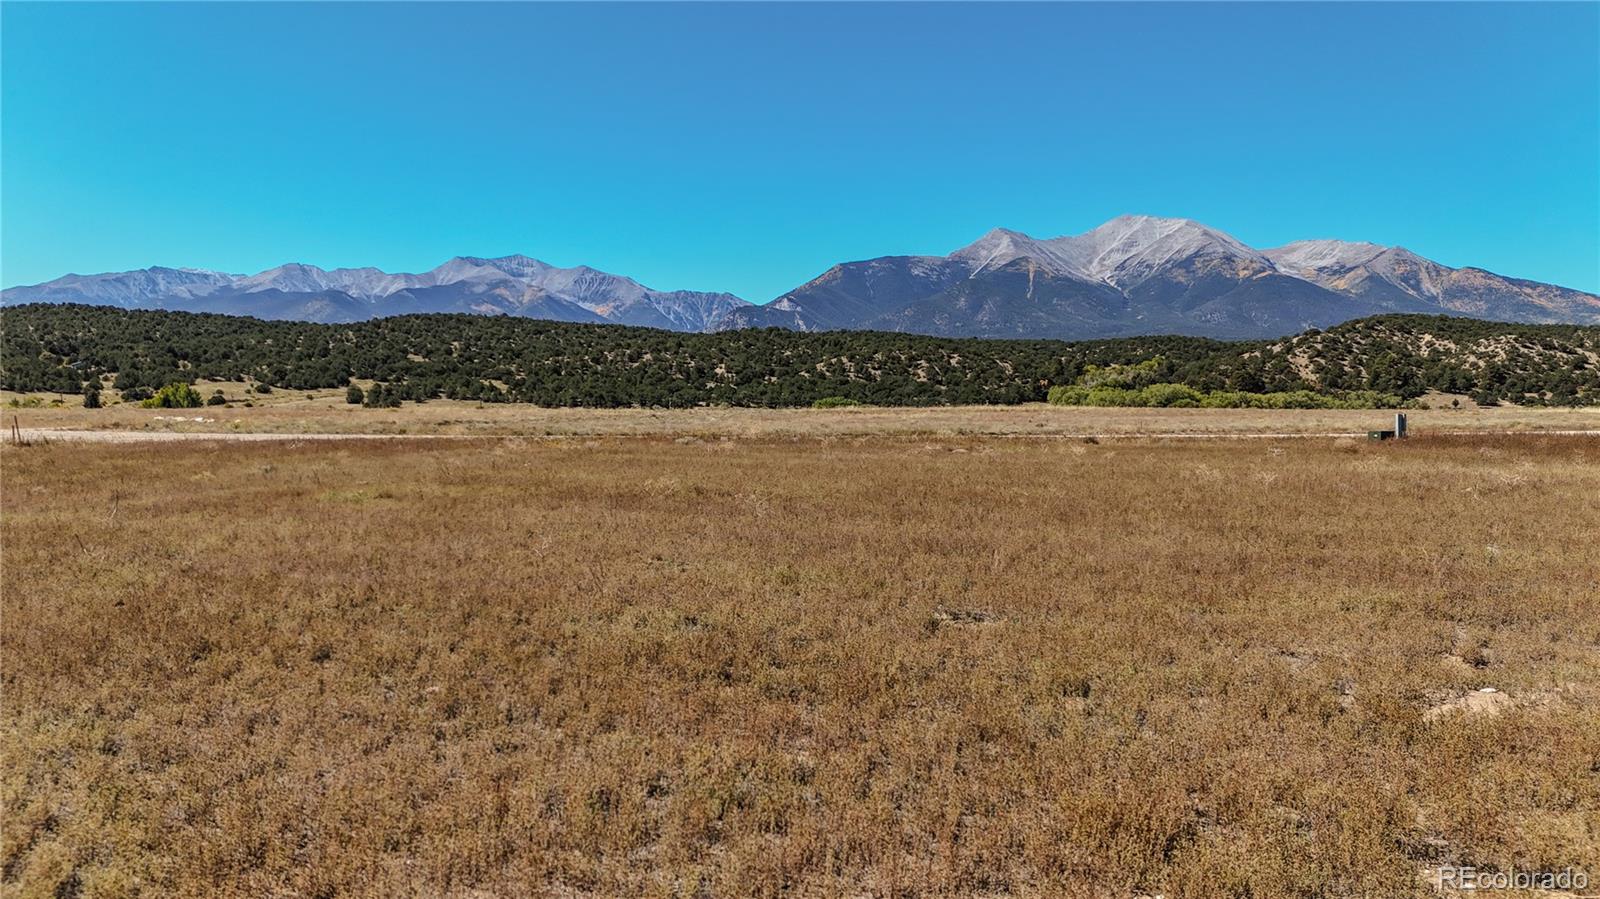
[4, 433, 1599, 897]
[4, 386, 1600, 439]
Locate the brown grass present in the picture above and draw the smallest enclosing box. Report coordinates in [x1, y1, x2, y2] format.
[3, 434, 1598, 897]
[5, 385, 1600, 440]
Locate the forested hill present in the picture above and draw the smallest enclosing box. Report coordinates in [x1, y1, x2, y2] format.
[3, 303, 1597, 407]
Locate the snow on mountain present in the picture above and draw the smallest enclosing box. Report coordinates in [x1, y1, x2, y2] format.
[950, 215, 1274, 288]
[711, 216, 1600, 337]
[949, 228, 1074, 276]
[6, 219, 1596, 337]
[2, 255, 749, 329]
[519, 264, 651, 307]
[420, 257, 741, 329]
[428, 255, 556, 286]
[1263, 239, 1388, 275]
[1263, 242, 1446, 302]
[233, 264, 429, 302]
[0, 266, 240, 307]
[1073, 215, 1274, 286]
[1257, 239, 1600, 321]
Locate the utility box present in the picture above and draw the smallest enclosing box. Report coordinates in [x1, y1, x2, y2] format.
[1370, 414, 1408, 441]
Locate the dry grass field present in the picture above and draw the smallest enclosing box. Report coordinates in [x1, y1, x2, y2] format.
[3, 432, 1599, 897]
[4, 385, 1600, 440]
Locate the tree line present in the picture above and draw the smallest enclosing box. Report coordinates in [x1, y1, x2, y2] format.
[2, 303, 1596, 407]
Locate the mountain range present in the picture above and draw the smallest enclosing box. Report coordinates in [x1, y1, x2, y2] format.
[717, 216, 1600, 338]
[5, 215, 1596, 339]
[0, 255, 750, 332]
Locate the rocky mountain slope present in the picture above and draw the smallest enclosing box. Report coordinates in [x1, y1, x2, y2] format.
[715, 215, 1600, 339]
[1, 256, 749, 332]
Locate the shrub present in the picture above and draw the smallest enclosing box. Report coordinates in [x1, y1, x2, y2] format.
[1049, 383, 1406, 410]
[1046, 386, 1136, 406]
[1136, 383, 1204, 407]
[1084, 387, 1142, 406]
[119, 387, 154, 403]
[206, 390, 228, 406]
[346, 385, 365, 405]
[363, 384, 403, 408]
[254, 383, 273, 394]
[82, 386, 101, 409]
[1046, 386, 1089, 406]
[812, 396, 862, 409]
[141, 382, 204, 409]
[1075, 358, 1166, 390]
[1200, 391, 1253, 409]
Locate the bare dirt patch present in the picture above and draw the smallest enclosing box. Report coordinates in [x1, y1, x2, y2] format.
[1423, 687, 1513, 723]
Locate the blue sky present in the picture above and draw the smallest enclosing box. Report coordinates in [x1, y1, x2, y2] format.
[3, 2, 1596, 299]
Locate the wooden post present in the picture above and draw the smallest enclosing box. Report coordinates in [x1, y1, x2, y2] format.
[10, 416, 19, 445]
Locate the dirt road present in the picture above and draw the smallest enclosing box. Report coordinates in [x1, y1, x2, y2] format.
[13, 427, 1600, 444]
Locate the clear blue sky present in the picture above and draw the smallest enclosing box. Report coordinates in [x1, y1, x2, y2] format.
[3, 2, 1597, 300]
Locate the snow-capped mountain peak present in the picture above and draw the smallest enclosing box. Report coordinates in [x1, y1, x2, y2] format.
[233, 263, 428, 302]
[949, 228, 1065, 276]
[950, 215, 1271, 286]
[1264, 239, 1389, 275]
[235, 263, 334, 293]
[1080, 215, 1269, 274]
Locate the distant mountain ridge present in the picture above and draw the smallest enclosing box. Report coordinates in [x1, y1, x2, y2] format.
[0, 255, 750, 332]
[714, 215, 1600, 339]
[5, 215, 1597, 338]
